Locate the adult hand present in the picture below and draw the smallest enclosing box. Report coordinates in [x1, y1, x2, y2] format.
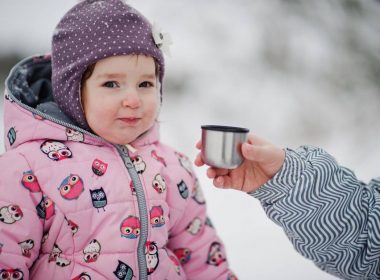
[194, 134, 285, 193]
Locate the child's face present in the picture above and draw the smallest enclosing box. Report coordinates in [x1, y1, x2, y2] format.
[82, 55, 159, 144]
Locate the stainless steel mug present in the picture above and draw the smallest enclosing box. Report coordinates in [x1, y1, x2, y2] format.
[201, 125, 249, 169]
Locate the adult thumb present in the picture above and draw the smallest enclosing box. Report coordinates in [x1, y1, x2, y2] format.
[241, 142, 261, 161]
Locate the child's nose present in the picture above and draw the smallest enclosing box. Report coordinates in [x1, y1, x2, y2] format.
[121, 89, 141, 108]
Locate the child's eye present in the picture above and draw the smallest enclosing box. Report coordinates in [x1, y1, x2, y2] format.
[139, 81, 154, 88]
[103, 81, 119, 88]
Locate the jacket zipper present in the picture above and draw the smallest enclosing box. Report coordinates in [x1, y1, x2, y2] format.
[5, 56, 149, 279]
[117, 145, 148, 280]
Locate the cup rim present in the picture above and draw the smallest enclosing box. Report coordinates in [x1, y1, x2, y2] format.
[201, 125, 249, 133]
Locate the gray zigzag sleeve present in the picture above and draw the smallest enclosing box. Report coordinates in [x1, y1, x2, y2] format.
[249, 146, 380, 279]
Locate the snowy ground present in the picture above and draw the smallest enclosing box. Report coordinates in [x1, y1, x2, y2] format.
[1, 1, 380, 279]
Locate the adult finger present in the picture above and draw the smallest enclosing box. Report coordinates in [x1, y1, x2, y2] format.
[241, 142, 270, 163]
[194, 153, 205, 166]
[195, 140, 202, 150]
[213, 175, 233, 189]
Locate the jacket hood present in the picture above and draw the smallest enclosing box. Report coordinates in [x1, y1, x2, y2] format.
[3, 55, 159, 151]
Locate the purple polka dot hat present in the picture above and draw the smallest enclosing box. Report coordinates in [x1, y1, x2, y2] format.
[51, 0, 165, 130]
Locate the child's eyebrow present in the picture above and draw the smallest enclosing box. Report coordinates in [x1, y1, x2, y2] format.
[95, 73, 156, 80]
[141, 73, 157, 80]
[95, 73, 126, 80]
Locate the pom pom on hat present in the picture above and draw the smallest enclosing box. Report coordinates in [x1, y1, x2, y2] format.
[52, 0, 166, 130]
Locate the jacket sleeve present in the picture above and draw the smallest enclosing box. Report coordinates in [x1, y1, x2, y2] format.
[250, 145, 380, 279]
[166, 160, 234, 280]
[0, 151, 44, 279]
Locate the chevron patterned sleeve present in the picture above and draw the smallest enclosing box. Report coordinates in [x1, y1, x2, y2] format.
[249, 145, 380, 279]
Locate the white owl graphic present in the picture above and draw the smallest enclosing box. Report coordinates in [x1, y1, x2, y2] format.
[145, 241, 159, 275]
[66, 128, 84, 142]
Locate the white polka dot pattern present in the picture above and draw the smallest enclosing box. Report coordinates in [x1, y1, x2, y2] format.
[51, 0, 165, 129]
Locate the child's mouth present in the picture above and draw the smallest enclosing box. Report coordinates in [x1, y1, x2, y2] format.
[119, 117, 140, 125]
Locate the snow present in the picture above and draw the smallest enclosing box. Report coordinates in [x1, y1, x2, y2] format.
[1, 1, 380, 279]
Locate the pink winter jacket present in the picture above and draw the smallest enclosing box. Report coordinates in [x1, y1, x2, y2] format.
[0, 55, 236, 280]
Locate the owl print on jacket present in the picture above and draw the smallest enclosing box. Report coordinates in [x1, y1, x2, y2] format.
[169, 255, 181, 276]
[192, 180, 205, 205]
[0, 269, 24, 280]
[151, 150, 167, 167]
[186, 217, 202, 235]
[149, 206, 165, 228]
[65, 127, 84, 142]
[40, 140, 72, 161]
[36, 196, 55, 220]
[174, 248, 191, 265]
[48, 244, 62, 263]
[48, 244, 62, 262]
[177, 180, 189, 199]
[130, 181, 136, 195]
[175, 151, 193, 177]
[227, 272, 239, 280]
[113, 260, 134, 280]
[0, 205, 23, 224]
[72, 272, 91, 280]
[21, 171, 41, 192]
[58, 174, 84, 200]
[152, 174, 166, 194]
[131, 155, 146, 174]
[90, 188, 107, 212]
[83, 239, 101, 263]
[120, 216, 140, 239]
[7, 127, 17, 146]
[206, 242, 226, 266]
[91, 159, 108, 177]
[145, 241, 159, 275]
[18, 239, 34, 258]
[66, 218, 79, 236]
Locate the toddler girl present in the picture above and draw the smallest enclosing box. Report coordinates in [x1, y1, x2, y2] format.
[0, 1, 235, 279]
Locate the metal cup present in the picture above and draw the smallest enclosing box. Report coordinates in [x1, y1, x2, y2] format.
[201, 125, 249, 169]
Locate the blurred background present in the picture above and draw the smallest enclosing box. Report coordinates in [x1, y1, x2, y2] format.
[1, 0, 380, 279]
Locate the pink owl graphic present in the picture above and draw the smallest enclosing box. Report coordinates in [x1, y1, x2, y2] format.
[44, 197, 55, 220]
[173, 248, 191, 265]
[151, 150, 167, 167]
[40, 140, 72, 161]
[92, 159, 108, 177]
[150, 206, 165, 228]
[120, 216, 140, 239]
[0, 269, 24, 280]
[206, 242, 226, 266]
[58, 174, 84, 200]
[21, 171, 41, 192]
